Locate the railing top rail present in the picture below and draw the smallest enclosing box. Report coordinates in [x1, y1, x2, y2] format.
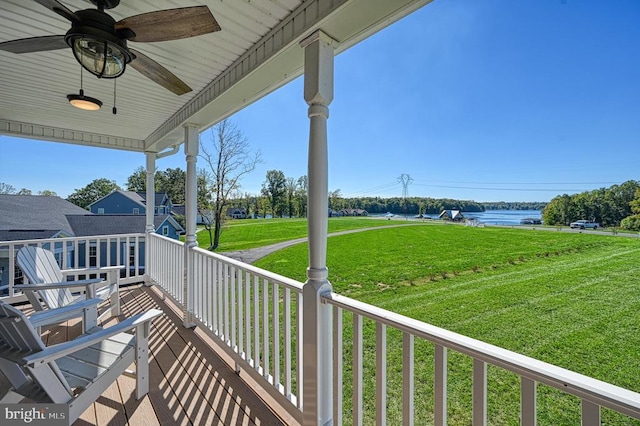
[324, 292, 640, 419]
[148, 232, 184, 247]
[191, 245, 304, 292]
[0, 233, 146, 246]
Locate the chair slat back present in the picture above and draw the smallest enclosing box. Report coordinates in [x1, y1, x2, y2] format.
[0, 300, 73, 399]
[17, 246, 74, 309]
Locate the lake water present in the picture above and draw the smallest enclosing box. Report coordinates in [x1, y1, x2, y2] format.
[402, 210, 543, 225]
[462, 210, 542, 225]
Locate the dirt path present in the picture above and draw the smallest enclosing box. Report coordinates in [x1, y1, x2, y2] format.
[220, 222, 422, 264]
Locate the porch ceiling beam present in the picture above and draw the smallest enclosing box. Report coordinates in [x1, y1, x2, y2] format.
[0, 119, 145, 152]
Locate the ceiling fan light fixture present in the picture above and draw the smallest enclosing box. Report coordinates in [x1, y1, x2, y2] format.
[67, 89, 102, 111]
[70, 36, 129, 78]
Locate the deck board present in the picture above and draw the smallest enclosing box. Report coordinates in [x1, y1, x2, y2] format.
[0, 284, 295, 426]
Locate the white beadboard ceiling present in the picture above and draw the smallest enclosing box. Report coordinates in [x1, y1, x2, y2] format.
[0, 0, 432, 154]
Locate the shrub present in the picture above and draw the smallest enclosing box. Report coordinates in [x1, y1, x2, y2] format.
[620, 214, 640, 231]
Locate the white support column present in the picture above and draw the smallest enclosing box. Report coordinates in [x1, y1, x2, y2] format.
[301, 30, 335, 426]
[183, 124, 199, 328]
[144, 152, 156, 286]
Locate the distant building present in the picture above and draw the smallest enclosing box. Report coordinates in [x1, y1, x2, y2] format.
[340, 208, 368, 217]
[227, 208, 247, 219]
[88, 190, 173, 215]
[439, 210, 465, 222]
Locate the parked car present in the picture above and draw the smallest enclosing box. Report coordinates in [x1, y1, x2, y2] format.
[570, 220, 599, 229]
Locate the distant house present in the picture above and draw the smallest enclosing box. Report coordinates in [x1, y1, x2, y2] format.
[0, 195, 183, 286]
[0, 195, 88, 241]
[66, 215, 184, 240]
[439, 210, 465, 222]
[88, 190, 173, 215]
[340, 208, 368, 216]
[227, 208, 247, 219]
[172, 205, 213, 225]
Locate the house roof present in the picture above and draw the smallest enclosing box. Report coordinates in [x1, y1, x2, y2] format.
[66, 214, 183, 237]
[0, 195, 89, 240]
[1, 1, 433, 154]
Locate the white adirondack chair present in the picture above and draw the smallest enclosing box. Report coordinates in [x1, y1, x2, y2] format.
[0, 299, 162, 425]
[15, 246, 123, 321]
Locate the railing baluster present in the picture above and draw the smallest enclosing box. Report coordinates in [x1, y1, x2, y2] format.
[297, 291, 303, 410]
[231, 265, 237, 349]
[521, 377, 536, 426]
[434, 344, 447, 426]
[253, 275, 260, 370]
[245, 271, 251, 362]
[376, 323, 387, 426]
[333, 306, 343, 425]
[353, 313, 363, 426]
[582, 400, 600, 426]
[262, 278, 270, 380]
[473, 358, 487, 426]
[272, 281, 280, 388]
[284, 287, 292, 398]
[224, 263, 230, 344]
[238, 268, 244, 357]
[253, 275, 260, 371]
[403, 333, 414, 426]
[218, 260, 224, 338]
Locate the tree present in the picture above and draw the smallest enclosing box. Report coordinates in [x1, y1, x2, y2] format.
[157, 168, 187, 204]
[37, 190, 57, 196]
[295, 175, 308, 218]
[285, 177, 297, 218]
[16, 188, 32, 195]
[199, 119, 261, 249]
[126, 166, 147, 192]
[0, 182, 16, 194]
[67, 178, 120, 209]
[262, 170, 287, 218]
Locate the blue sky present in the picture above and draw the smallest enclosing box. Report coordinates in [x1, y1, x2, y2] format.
[1, 0, 639, 202]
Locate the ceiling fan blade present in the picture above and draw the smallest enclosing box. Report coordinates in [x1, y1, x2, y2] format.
[115, 6, 220, 43]
[32, 0, 79, 22]
[0, 35, 67, 54]
[129, 48, 192, 96]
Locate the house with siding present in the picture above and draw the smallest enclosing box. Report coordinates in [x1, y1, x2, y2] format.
[88, 190, 173, 215]
[0, 195, 183, 286]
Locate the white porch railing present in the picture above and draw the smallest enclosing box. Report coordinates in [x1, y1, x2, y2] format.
[0, 233, 146, 303]
[130, 234, 640, 424]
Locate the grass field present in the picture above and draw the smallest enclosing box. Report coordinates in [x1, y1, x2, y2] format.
[197, 217, 401, 251]
[250, 221, 640, 425]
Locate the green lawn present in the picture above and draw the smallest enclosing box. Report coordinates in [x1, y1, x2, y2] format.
[252, 224, 640, 425]
[197, 217, 402, 251]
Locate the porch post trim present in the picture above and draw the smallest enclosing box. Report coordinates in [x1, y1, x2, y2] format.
[301, 29, 336, 426]
[144, 152, 156, 286]
[183, 124, 199, 328]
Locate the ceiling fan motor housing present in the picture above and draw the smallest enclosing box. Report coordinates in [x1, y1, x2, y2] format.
[65, 9, 134, 78]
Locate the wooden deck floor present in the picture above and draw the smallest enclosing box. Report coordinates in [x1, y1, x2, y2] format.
[1, 284, 298, 426]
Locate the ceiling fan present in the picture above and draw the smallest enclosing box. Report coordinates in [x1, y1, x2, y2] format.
[0, 0, 221, 95]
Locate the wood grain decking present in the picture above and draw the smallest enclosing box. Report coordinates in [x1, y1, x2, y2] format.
[1, 284, 298, 426]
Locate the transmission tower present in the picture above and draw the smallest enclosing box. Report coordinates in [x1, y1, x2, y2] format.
[398, 174, 413, 199]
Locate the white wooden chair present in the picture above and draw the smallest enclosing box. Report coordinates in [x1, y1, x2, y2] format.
[15, 246, 123, 321]
[0, 299, 162, 425]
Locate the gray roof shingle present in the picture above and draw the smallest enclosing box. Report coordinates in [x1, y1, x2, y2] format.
[0, 195, 89, 240]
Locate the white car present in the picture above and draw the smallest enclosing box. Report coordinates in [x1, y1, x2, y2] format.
[570, 220, 599, 229]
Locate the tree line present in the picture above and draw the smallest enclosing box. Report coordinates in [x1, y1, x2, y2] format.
[542, 180, 640, 230]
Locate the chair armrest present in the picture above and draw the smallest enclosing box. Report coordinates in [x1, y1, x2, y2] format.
[61, 265, 124, 275]
[28, 298, 102, 329]
[24, 309, 163, 366]
[13, 278, 102, 291]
